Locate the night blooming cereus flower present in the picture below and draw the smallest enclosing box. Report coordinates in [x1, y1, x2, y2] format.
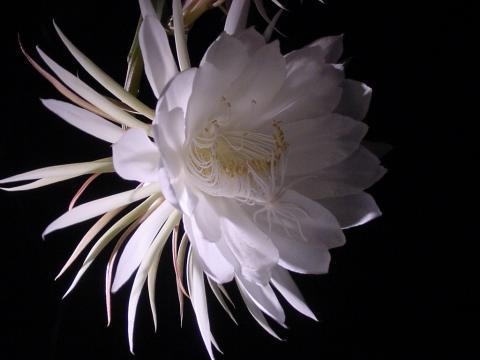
[1, 0, 385, 358]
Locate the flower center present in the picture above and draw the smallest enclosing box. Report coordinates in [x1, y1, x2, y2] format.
[187, 121, 288, 202]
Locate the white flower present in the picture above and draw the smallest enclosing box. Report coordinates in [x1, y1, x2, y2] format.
[0, 1, 385, 358]
[113, 6, 385, 356]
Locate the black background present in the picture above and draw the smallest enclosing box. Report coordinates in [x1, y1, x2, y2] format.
[0, 1, 477, 359]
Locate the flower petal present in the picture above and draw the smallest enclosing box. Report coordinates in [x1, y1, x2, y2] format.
[56, 208, 124, 279]
[37, 47, 149, 130]
[224, 0, 250, 35]
[291, 146, 386, 199]
[0, 158, 112, 186]
[216, 198, 279, 285]
[187, 249, 216, 360]
[152, 104, 199, 215]
[248, 189, 344, 274]
[271, 266, 317, 320]
[156, 67, 196, 113]
[63, 195, 160, 297]
[207, 278, 237, 324]
[186, 30, 263, 137]
[127, 210, 181, 353]
[139, 0, 157, 18]
[224, 40, 286, 129]
[53, 22, 155, 119]
[261, 63, 344, 124]
[0, 176, 71, 191]
[43, 183, 162, 237]
[112, 200, 174, 292]
[42, 99, 124, 143]
[308, 35, 344, 64]
[284, 114, 368, 175]
[236, 275, 286, 326]
[139, 15, 178, 98]
[335, 79, 372, 121]
[237, 279, 283, 340]
[112, 128, 161, 183]
[318, 192, 381, 229]
[183, 214, 234, 284]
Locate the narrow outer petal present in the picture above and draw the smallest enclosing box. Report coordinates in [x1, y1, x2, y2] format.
[112, 201, 174, 292]
[42, 99, 124, 143]
[335, 79, 373, 121]
[318, 192, 381, 229]
[224, 0, 250, 35]
[139, 15, 178, 98]
[271, 266, 317, 320]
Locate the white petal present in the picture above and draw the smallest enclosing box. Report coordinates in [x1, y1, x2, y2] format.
[53, 22, 155, 120]
[139, 15, 178, 98]
[291, 146, 386, 199]
[216, 198, 279, 285]
[37, 47, 149, 131]
[56, 208, 123, 279]
[284, 114, 368, 175]
[112, 200, 174, 292]
[224, 40, 286, 129]
[277, 241, 331, 275]
[152, 109, 184, 181]
[0, 158, 112, 184]
[261, 64, 344, 124]
[112, 128, 161, 183]
[186, 31, 262, 137]
[232, 27, 266, 54]
[156, 67, 196, 113]
[0, 176, 71, 191]
[263, 9, 283, 42]
[42, 99, 124, 143]
[128, 210, 181, 353]
[318, 192, 381, 229]
[224, 0, 250, 35]
[237, 279, 283, 340]
[187, 249, 216, 360]
[43, 183, 162, 237]
[335, 79, 372, 121]
[139, 0, 157, 17]
[285, 42, 327, 74]
[152, 107, 198, 215]
[271, 267, 317, 320]
[183, 215, 234, 284]
[309, 35, 344, 63]
[236, 275, 286, 326]
[172, 0, 190, 71]
[249, 190, 343, 274]
[207, 278, 237, 324]
[63, 195, 160, 297]
[147, 245, 162, 331]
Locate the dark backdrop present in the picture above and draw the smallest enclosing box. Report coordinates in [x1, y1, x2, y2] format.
[0, 1, 476, 359]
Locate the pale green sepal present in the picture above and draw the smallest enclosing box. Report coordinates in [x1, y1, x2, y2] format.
[236, 277, 284, 341]
[0, 158, 112, 184]
[63, 194, 160, 298]
[207, 278, 238, 325]
[43, 183, 162, 237]
[37, 47, 150, 131]
[172, 0, 191, 71]
[53, 22, 155, 120]
[128, 209, 181, 354]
